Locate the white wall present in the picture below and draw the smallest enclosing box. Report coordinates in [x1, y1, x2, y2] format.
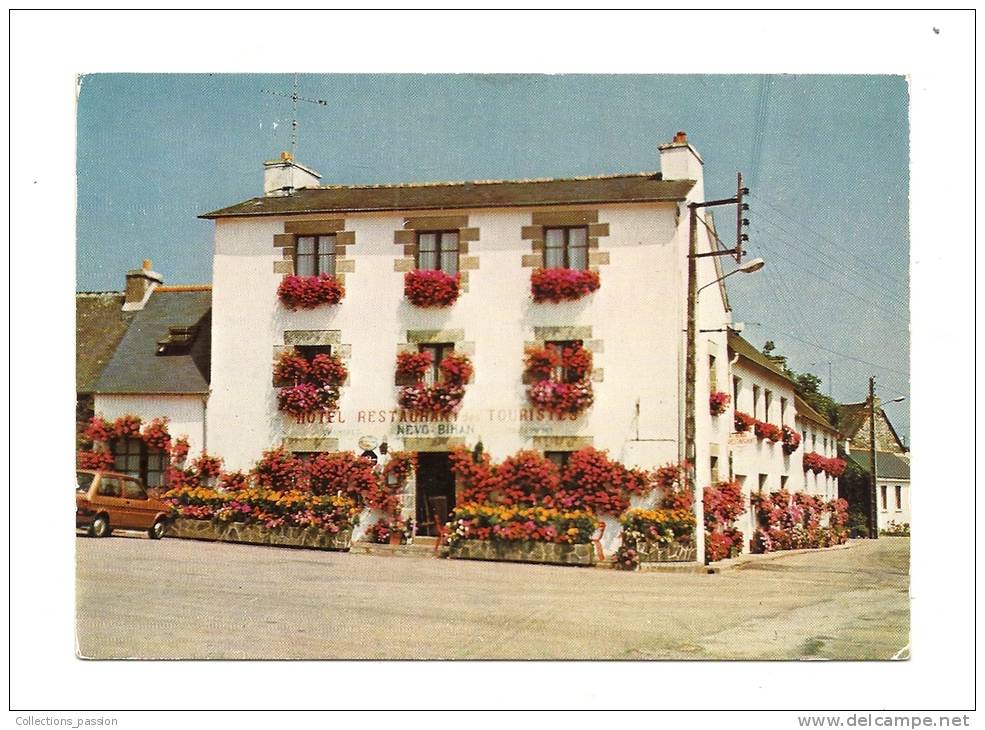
[877, 478, 911, 531]
[206, 203, 692, 475]
[93, 393, 208, 457]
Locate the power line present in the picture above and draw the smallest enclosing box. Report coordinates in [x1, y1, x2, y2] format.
[751, 193, 908, 288]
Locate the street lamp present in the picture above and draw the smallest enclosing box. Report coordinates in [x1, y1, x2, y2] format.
[696, 257, 766, 296]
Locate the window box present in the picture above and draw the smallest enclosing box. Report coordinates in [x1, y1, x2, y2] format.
[709, 391, 731, 416]
[404, 269, 461, 308]
[530, 268, 600, 303]
[395, 348, 472, 416]
[277, 273, 345, 310]
[523, 342, 594, 416]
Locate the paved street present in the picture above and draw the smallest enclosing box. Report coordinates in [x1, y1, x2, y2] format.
[76, 535, 909, 660]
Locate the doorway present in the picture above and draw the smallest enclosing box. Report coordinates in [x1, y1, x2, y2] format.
[415, 452, 455, 536]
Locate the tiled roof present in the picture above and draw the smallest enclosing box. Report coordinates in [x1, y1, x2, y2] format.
[794, 394, 837, 433]
[76, 292, 133, 393]
[93, 289, 211, 394]
[846, 450, 910, 480]
[838, 402, 869, 439]
[727, 330, 796, 385]
[200, 173, 695, 218]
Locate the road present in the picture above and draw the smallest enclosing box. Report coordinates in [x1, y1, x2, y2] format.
[76, 535, 909, 660]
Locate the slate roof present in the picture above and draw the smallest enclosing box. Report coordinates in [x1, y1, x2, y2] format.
[794, 394, 838, 433]
[838, 401, 907, 452]
[200, 173, 696, 219]
[76, 292, 134, 393]
[93, 288, 212, 394]
[846, 451, 911, 480]
[727, 330, 796, 385]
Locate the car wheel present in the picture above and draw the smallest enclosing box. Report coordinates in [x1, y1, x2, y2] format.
[148, 518, 167, 540]
[91, 515, 110, 538]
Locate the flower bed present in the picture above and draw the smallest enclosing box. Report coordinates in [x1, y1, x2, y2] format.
[277, 273, 344, 310]
[750, 490, 848, 553]
[404, 269, 460, 307]
[396, 351, 472, 416]
[615, 508, 697, 568]
[703, 480, 747, 562]
[523, 343, 594, 416]
[446, 503, 599, 546]
[880, 520, 910, 537]
[168, 518, 352, 551]
[530, 268, 600, 303]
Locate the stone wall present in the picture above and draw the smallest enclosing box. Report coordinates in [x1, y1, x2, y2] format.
[636, 538, 697, 563]
[447, 539, 595, 566]
[168, 518, 351, 551]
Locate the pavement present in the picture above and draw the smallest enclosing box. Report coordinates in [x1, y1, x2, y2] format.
[76, 534, 910, 660]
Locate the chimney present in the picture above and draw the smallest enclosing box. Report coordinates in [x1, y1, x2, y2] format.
[123, 259, 163, 311]
[658, 130, 704, 193]
[263, 151, 322, 196]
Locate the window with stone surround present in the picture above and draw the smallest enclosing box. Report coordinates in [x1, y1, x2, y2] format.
[419, 342, 455, 385]
[417, 231, 459, 275]
[545, 339, 583, 382]
[544, 226, 588, 269]
[295, 234, 336, 276]
[545, 451, 572, 470]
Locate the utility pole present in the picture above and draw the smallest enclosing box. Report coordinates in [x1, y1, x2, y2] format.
[684, 172, 749, 563]
[868, 376, 879, 539]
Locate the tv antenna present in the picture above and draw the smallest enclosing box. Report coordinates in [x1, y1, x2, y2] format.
[260, 73, 329, 158]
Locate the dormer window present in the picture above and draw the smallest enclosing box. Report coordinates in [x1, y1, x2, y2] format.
[156, 325, 200, 355]
[544, 226, 588, 269]
[295, 234, 336, 276]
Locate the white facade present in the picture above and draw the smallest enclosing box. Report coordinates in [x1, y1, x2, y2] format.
[876, 477, 911, 532]
[94, 393, 209, 457]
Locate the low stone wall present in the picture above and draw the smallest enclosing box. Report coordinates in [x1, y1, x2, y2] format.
[636, 538, 697, 563]
[447, 539, 595, 566]
[168, 518, 351, 551]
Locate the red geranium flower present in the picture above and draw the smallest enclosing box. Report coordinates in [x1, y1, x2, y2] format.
[530, 268, 600, 303]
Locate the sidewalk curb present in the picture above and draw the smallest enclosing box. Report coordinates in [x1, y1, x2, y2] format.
[705, 540, 859, 573]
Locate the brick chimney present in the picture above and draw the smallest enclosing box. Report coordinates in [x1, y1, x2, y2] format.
[123, 259, 163, 311]
[658, 131, 704, 198]
[263, 151, 322, 197]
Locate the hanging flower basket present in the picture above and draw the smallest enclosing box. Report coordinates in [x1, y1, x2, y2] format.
[709, 391, 731, 416]
[404, 269, 461, 308]
[277, 273, 345, 310]
[530, 268, 600, 303]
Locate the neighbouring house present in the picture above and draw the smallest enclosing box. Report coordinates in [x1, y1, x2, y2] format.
[88, 261, 212, 489]
[727, 330, 842, 549]
[838, 399, 910, 533]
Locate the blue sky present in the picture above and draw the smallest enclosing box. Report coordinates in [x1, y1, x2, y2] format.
[77, 73, 909, 439]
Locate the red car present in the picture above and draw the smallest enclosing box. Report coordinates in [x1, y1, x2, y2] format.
[76, 470, 170, 539]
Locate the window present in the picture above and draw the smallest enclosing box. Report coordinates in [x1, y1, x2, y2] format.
[758, 474, 768, 493]
[122, 479, 148, 500]
[417, 231, 459, 275]
[764, 390, 773, 423]
[96, 476, 122, 498]
[544, 226, 588, 270]
[733, 376, 741, 408]
[295, 234, 336, 277]
[296, 344, 332, 361]
[111, 438, 166, 488]
[823, 435, 828, 454]
[780, 397, 787, 426]
[895, 485, 902, 511]
[880, 484, 888, 511]
[752, 385, 761, 418]
[546, 340, 583, 382]
[419, 343, 454, 385]
[545, 451, 571, 470]
[709, 355, 718, 391]
[780, 475, 788, 491]
[710, 456, 719, 483]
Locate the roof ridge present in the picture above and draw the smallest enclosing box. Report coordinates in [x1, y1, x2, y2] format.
[155, 285, 212, 292]
[77, 290, 124, 297]
[304, 171, 663, 191]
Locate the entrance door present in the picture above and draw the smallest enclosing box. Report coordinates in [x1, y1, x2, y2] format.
[416, 452, 455, 536]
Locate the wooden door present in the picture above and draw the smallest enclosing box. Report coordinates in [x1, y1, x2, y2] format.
[415, 452, 455, 536]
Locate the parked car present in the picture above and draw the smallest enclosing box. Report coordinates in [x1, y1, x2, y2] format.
[76, 470, 170, 539]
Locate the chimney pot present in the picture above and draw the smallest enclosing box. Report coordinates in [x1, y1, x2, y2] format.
[123, 260, 164, 311]
[674, 131, 688, 144]
[281, 151, 293, 161]
[142, 259, 152, 270]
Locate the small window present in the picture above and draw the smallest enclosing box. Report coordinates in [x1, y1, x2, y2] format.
[752, 385, 761, 418]
[419, 343, 454, 385]
[758, 474, 768, 493]
[780, 397, 787, 426]
[122, 479, 148, 500]
[295, 234, 336, 277]
[291, 451, 319, 463]
[97, 476, 122, 498]
[544, 226, 588, 270]
[708, 355, 718, 391]
[544, 451, 571, 470]
[732, 376, 741, 406]
[895, 485, 902, 511]
[710, 456, 719, 483]
[545, 340, 584, 382]
[764, 390, 773, 423]
[417, 231, 459, 275]
[880, 484, 888, 511]
[780, 475, 788, 491]
[296, 345, 332, 361]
